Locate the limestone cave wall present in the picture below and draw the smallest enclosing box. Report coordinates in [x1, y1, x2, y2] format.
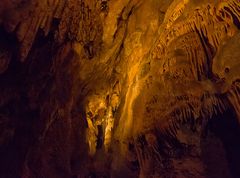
[0, 0, 240, 178]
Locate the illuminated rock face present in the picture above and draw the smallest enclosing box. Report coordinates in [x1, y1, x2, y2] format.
[0, 0, 240, 177]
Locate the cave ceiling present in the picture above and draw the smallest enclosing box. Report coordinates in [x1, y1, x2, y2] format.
[0, 0, 240, 177]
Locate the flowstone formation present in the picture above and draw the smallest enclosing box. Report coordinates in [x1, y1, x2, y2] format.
[0, 0, 240, 178]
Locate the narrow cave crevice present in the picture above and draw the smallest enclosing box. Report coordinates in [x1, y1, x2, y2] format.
[0, 26, 22, 83]
[202, 109, 240, 178]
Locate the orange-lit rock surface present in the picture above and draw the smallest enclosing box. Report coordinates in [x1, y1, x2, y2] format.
[0, 0, 240, 177]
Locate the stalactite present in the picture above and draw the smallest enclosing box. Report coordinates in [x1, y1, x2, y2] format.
[227, 82, 240, 123]
[16, 0, 67, 61]
[57, 0, 103, 59]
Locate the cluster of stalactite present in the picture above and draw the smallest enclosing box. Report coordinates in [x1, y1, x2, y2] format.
[0, 0, 104, 62]
[145, 0, 240, 133]
[133, 0, 240, 176]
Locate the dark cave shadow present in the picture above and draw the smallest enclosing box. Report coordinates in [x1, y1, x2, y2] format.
[201, 109, 240, 178]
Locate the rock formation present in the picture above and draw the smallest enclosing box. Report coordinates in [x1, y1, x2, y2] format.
[0, 0, 240, 177]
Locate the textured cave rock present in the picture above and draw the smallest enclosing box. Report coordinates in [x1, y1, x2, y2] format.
[0, 0, 240, 178]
